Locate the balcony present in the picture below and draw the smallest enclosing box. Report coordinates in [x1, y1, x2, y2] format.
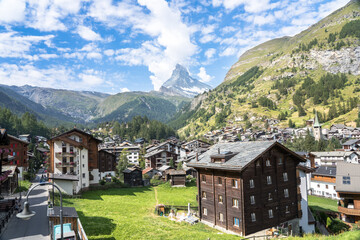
[56, 162, 77, 168]
[55, 152, 76, 158]
[338, 206, 360, 216]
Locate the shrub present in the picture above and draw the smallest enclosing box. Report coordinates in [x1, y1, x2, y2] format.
[112, 176, 120, 183]
[150, 175, 163, 186]
[99, 179, 106, 185]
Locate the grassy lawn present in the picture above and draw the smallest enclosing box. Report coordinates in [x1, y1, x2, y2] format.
[55, 185, 358, 240]
[15, 180, 32, 193]
[57, 185, 238, 240]
[308, 195, 338, 212]
[288, 230, 360, 240]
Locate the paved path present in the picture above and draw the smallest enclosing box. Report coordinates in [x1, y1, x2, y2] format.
[0, 173, 50, 240]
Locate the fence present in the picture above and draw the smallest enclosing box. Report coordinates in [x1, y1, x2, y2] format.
[0, 204, 16, 235]
[77, 218, 88, 240]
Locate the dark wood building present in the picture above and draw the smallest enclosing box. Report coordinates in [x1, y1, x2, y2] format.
[98, 150, 116, 175]
[188, 141, 306, 236]
[123, 167, 143, 187]
[168, 170, 186, 187]
[336, 162, 360, 223]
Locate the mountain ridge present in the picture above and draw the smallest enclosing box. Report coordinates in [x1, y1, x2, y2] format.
[176, 0, 360, 138]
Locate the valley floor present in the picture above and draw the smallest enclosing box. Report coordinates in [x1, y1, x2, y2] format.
[56, 184, 360, 240]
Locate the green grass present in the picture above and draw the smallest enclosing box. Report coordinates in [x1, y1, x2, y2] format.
[56, 186, 238, 240]
[308, 195, 338, 212]
[288, 230, 360, 240]
[54, 185, 360, 240]
[15, 180, 32, 193]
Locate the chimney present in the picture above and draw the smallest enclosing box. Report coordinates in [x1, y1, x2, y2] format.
[196, 152, 199, 161]
[218, 148, 220, 154]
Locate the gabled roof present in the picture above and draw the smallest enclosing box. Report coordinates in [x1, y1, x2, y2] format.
[168, 170, 186, 176]
[8, 134, 29, 145]
[123, 167, 142, 173]
[158, 165, 172, 172]
[142, 167, 154, 175]
[49, 128, 102, 143]
[342, 139, 360, 146]
[312, 166, 336, 177]
[311, 151, 358, 157]
[188, 141, 305, 171]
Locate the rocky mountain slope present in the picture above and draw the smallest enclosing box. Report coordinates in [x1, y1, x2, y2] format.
[160, 64, 212, 98]
[177, 0, 360, 138]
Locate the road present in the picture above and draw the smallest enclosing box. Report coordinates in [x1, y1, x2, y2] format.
[0, 171, 50, 240]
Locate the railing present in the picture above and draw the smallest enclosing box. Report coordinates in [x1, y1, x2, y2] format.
[338, 206, 360, 216]
[0, 204, 16, 235]
[55, 152, 76, 158]
[77, 218, 88, 240]
[55, 162, 77, 168]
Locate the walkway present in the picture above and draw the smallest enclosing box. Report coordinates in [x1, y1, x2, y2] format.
[0, 172, 50, 240]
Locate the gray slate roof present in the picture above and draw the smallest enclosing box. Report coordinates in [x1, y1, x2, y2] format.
[336, 162, 360, 193]
[342, 139, 360, 146]
[312, 166, 336, 177]
[188, 141, 281, 170]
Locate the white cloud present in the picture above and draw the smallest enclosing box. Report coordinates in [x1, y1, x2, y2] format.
[0, 31, 54, 59]
[104, 49, 115, 56]
[86, 52, 102, 60]
[212, 0, 273, 13]
[26, 0, 82, 31]
[76, 26, 103, 41]
[78, 72, 104, 86]
[120, 87, 130, 93]
[97, 0, 197, 90]
[197, 67, 213, 83]
[0, 63, 74, 89]
[0, 0, 26, 24]
[205, 48, 216, 59]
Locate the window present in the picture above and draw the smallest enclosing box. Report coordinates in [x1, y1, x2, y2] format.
[249, 179, 254, 188]
[203, 208, 207, 216]
[266, 159, 271, 166]
[256, 161, 261, 167]
[202, 174, 206, 182]
[343, 176, 351, 185]
[267, 176, 272, 185]
[232, 179, 238, 188]
[234, 217, 240, 227]
[284, 189, 289, 198]
[268, 209, 274, 218]
[285, 206, 290, 213]
[278, 157, 283, 165]
[326, 185, 328, 189]
[218, 195, 223, 204]
[334, 186, 336, 190]
[283, 172, 288, 182]
[232, 198, 239, 208]
[202, 191, 207, 199]
[218, 177, 222, 185]
[317, 184, 320, 188]
[219, 213, 224, 222]
[268, 193, 273, 201]
[82, 173, 85, 178]
[250, 195, 255, 205]
[251, 213, 256, 222]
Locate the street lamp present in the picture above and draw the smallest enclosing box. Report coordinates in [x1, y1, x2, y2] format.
[16, 182, 64, 240]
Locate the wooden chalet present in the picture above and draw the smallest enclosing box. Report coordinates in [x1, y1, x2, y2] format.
[168, 170, 186, 187]
[336, 162, 360, 223]
[123, 167, 143, 187]
[188, 141, 308, 236]
[98, 149, 117, 178]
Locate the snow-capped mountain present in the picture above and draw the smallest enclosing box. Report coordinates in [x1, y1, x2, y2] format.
[159, 64, 212, 98]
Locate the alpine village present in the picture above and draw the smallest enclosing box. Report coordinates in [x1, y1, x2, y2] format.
[1, 0, 360, 239]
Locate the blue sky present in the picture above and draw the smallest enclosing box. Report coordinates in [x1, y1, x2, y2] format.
[0, 0, 350, 94]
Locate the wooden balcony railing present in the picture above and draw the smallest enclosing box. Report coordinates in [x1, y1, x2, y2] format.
[55, 152, 76, 158]
[338, 206, 360, 216]
[55, 162, 77, 168]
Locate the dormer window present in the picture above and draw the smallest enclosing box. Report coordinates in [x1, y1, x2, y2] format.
[210, 150, 237, 163]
